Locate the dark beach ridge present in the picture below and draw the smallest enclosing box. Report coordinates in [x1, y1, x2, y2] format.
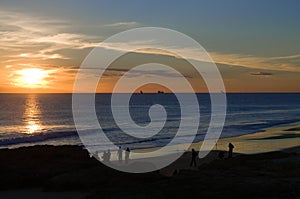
[0, 145, 299, 199]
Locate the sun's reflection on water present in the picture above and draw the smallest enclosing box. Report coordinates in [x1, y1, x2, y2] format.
[23, 94, 42, 134]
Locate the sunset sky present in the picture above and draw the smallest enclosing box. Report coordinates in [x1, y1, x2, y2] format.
[0, 0, 299, 93]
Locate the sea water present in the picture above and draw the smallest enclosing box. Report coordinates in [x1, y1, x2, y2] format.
[0, 93, 299, 150]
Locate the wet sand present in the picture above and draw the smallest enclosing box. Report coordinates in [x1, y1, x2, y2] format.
[188, 121, 300, 154]
[131, 122, 300, 158]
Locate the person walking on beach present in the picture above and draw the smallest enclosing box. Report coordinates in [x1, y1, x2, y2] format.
[102, 151, 108, 162]
[107, 149, 111, 161]
[228, 143, 234, 158]
[117, 146, 123, 163]
[125, 147, 130, 164]
[190, 148, 197, 167]
[102, 149, 111, 163]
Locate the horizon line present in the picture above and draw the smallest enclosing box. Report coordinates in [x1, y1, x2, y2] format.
[1, 92, 300, 94]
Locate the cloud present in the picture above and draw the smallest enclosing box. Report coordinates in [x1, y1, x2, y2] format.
[94, 40, 300, 73]
[33, 33, 99, 51]
[102, 67, 192, 78]
[104, 21, 140, 28]
[209, 53, 300, 73]
[75, 66, 193, 81]
[12, 52, 70, 60]
[0, 10, 99, 65]
[0, 11, 67, 50]
[250, 72, 273, 76]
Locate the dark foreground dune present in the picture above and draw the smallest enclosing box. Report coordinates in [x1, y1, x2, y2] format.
[0, 145, 299, 199]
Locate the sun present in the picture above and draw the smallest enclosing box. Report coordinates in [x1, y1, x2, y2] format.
[16, 68, 48, 88]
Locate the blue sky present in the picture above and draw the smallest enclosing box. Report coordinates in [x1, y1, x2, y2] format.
[2, 0, 299, 55]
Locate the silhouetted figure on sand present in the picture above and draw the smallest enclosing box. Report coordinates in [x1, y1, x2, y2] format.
[190, 148, 197, 167]
[125, 147, 130, 164]
[102, 149, 111, 163]
[102, 151, 108, 162]
[228, 143, 234, 158]
[107, 149, 111, 161]
[117, 146, 123, 163]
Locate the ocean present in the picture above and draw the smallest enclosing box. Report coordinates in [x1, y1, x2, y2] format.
[0, 93, 299, 150]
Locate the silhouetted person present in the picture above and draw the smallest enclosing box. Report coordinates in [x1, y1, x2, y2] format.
[102, 151, 108, 162]
[125, 147, 130, 164]
[228, 143, 234, 158]
[218, 151, 225, 159]
[107, 149, 111, 161]
[117, 146, 123, 163]
[190, 148, 197, 167]
[102, 149, 111, 163]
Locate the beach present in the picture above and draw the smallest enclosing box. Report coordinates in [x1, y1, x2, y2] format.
[0, 123, 299, 199]
[0, 0, 299, 198]
[190, 121, 300, 154]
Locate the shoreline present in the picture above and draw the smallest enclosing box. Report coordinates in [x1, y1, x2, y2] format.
[209, 120, 300, 154]
[1, 120, 299, 161]
[131, 120, 300, 158]
[0, 121, 299, 197]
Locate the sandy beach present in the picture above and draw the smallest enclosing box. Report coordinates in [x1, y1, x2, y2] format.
[0, 123, 299, 198]
[191, 121, 300, 154]
[130, 121, 300, 159]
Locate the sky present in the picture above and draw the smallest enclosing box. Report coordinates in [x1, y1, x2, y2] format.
[0, 0, 299, 93]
